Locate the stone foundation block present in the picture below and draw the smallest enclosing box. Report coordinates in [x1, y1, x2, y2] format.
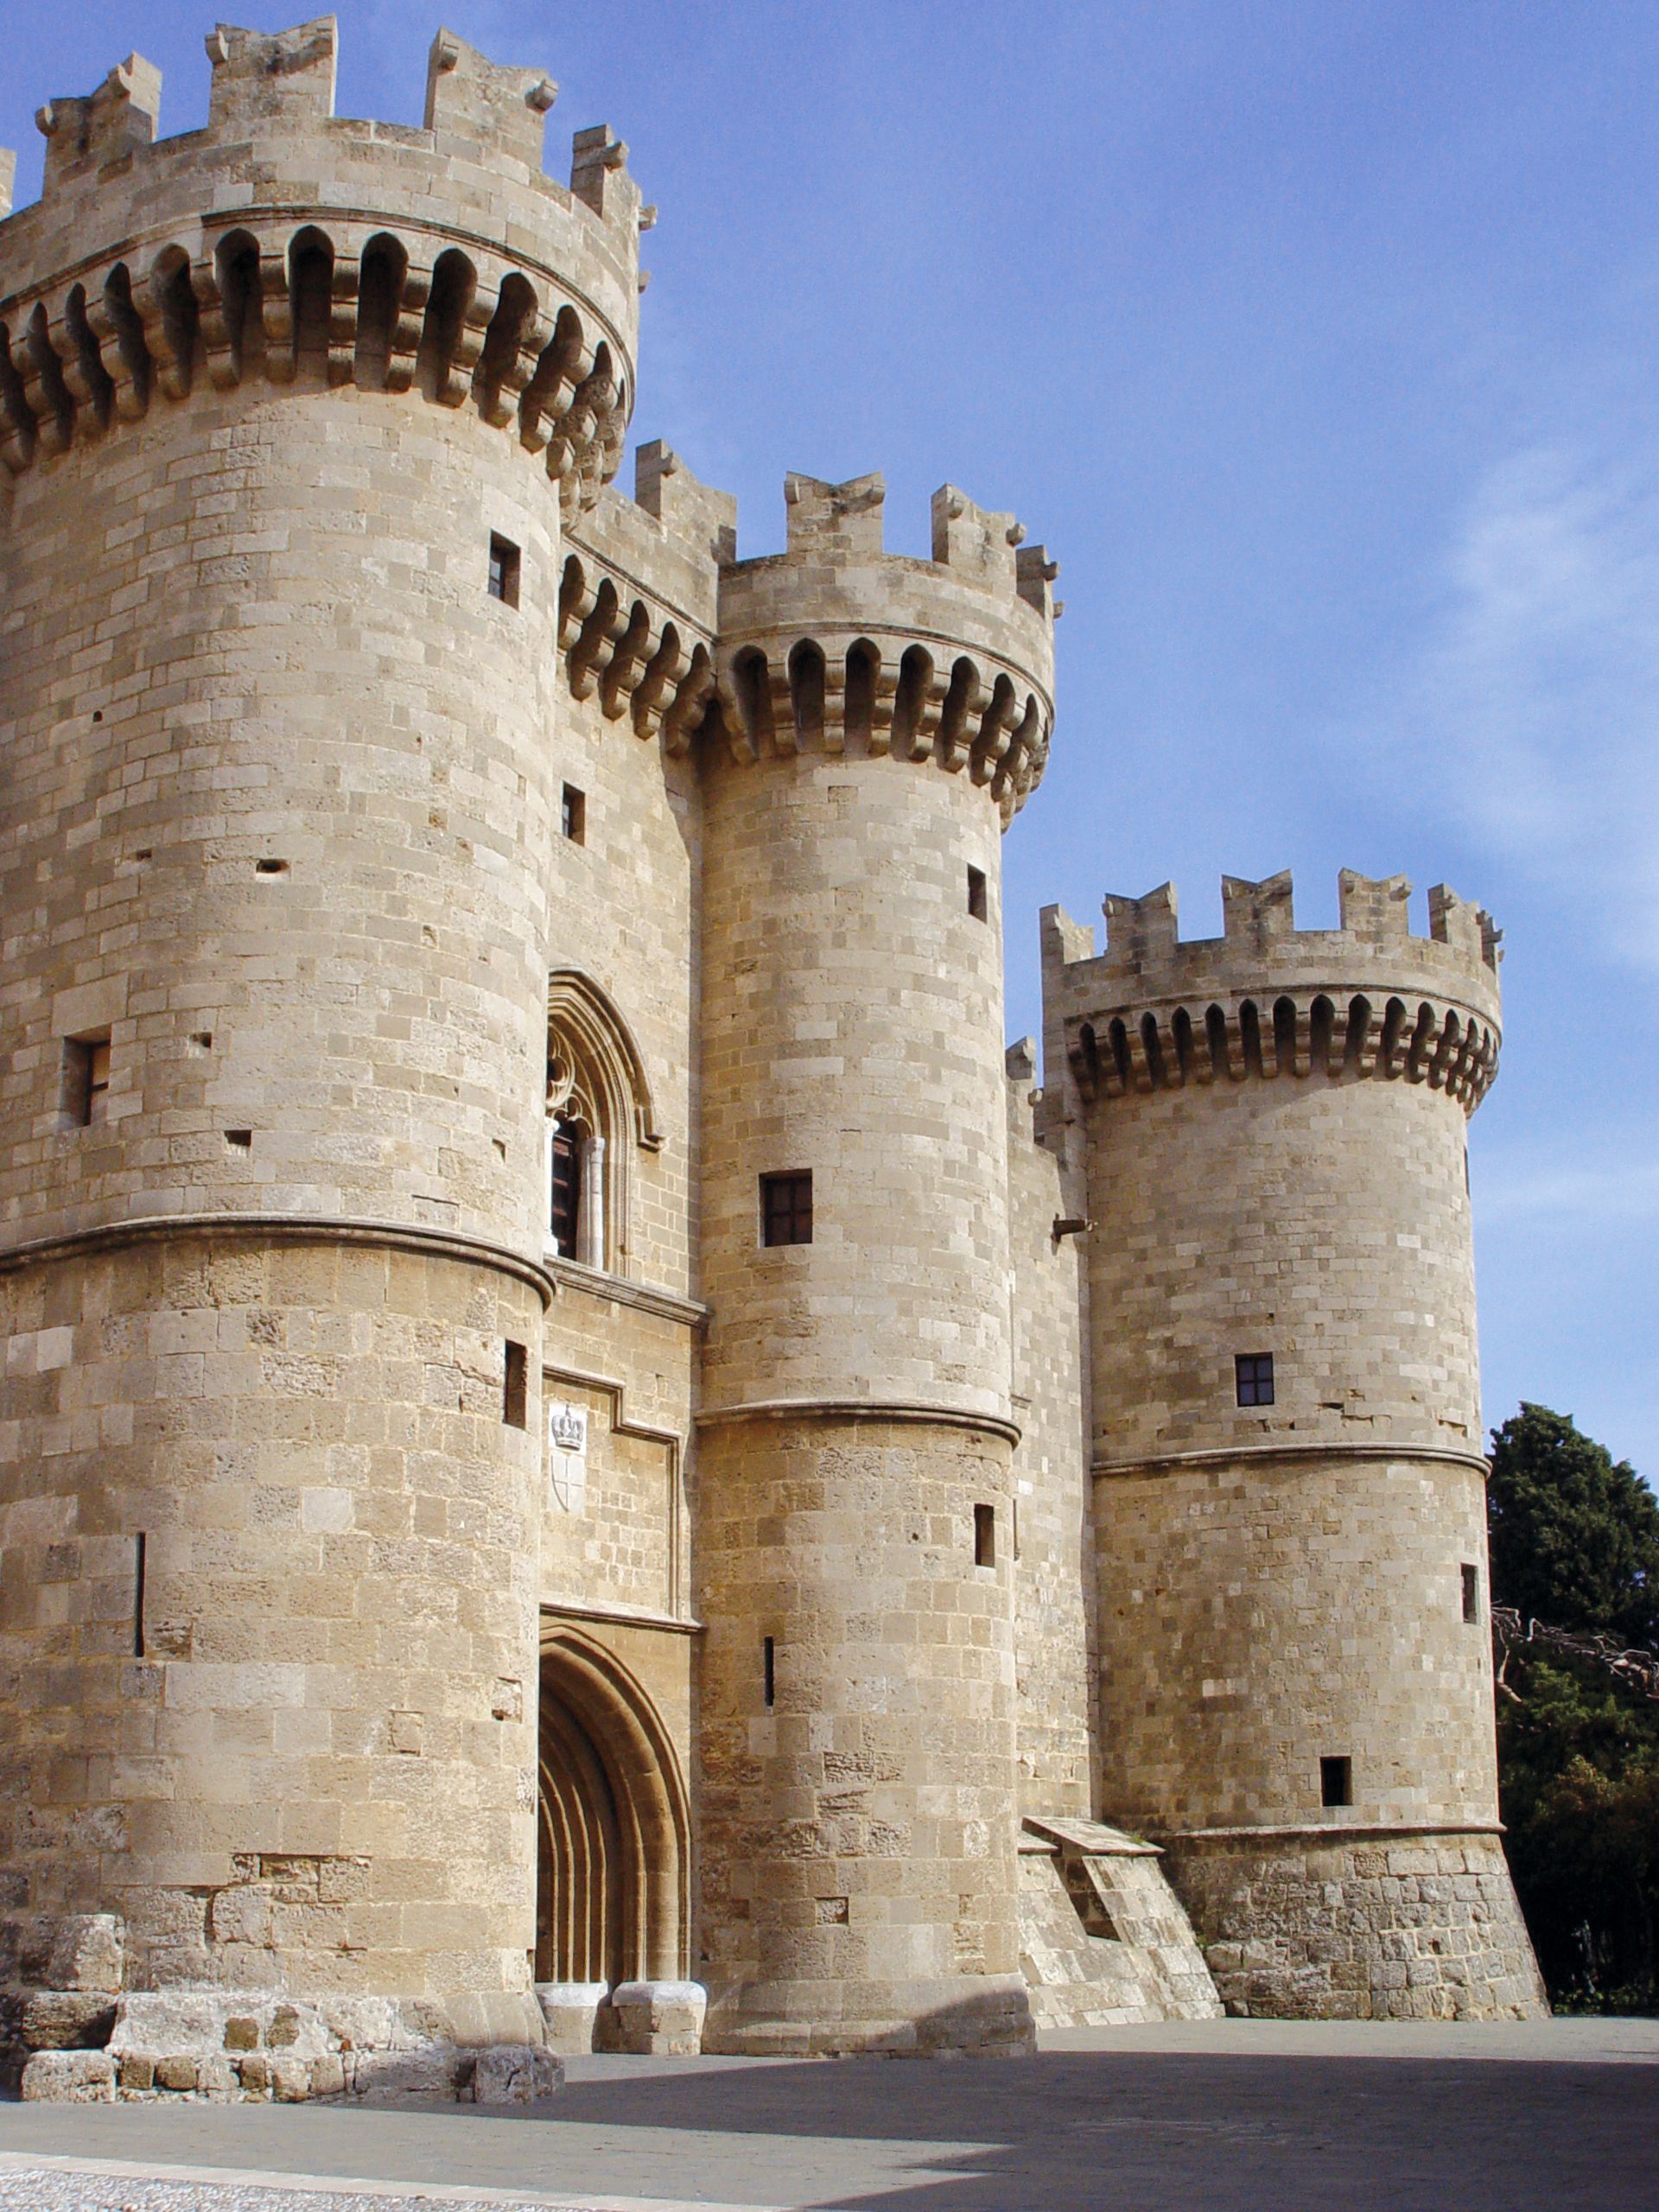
[536, 1980, 609, 2055]
[21, 2050, 116, 2102]
[470, 2044, 563, 2102]
[21, 1991, 118, 2050]
[46, 1916, 125, 1995]
[271, 2056, 312, 2101]
[93, 1989, 559, 2101]
[609, 1980, 707, 2055]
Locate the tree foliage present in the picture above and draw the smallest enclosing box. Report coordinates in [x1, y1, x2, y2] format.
[1489, 1404, 1659, 2012]
[1488, 1402, 1659, 1647]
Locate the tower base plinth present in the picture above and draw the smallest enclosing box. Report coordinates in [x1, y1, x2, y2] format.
[1158, 1827, 1548, 2020]
[702, 1973, 1035, 2057]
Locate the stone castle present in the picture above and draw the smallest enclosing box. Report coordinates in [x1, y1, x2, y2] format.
[0, 19, 1546, 2097]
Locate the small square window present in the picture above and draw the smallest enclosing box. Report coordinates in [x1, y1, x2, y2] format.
[488, 532, 520, 607]
[64, 1033, 111, 1128]
[504, 1340, 529, 1429]
[1235, 1352, 1274, 1408]
[562, 784, 586, 844]
[1461, 1562, 1480, 1624]
[1319, 1755, 1352, 1808]
[967, 864, 988, 922]
[760, 1170, 813, 1248]
[974, 1503, 996, 1568]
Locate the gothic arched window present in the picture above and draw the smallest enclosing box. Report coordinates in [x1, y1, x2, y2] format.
[544, 973, 661, 1276]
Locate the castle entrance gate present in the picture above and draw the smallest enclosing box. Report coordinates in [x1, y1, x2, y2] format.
[536, 1627, 689, 1988]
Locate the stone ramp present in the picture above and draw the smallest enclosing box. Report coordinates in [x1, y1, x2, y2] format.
[1018, 1816, 1223, 2026]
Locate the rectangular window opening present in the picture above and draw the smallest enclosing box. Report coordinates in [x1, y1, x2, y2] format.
[562, 784, 586, 845]
[63, 1033, 111, 1129]
[763, 1635, 776, 1709]
[488, 532, 521, 607]
[760, 1169, 813, 1248]
[1461, 1562, 1480, 1624]
[504, 1340, 529, 1429]
[967, 864, 988, 922]
[1319, 1755, 1352, 1808]
[224, 1128, 252, 1150]
[1235, 1351, 1274, 1408]
[974, 1502, 996, 1568]
[133, 1531, 147, 1661]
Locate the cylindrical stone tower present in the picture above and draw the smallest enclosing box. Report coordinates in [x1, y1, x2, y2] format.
[1045, 868, 1547, 2018]
[695, 474, 1056, 2052]
[0, 21, 640, 2065]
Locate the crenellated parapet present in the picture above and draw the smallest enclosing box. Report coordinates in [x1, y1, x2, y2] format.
[1047, 869, 1503, 1113]
[556, 440, 729, 747]
[709, 473, 1057, 820]
[0, 19, 645, 510]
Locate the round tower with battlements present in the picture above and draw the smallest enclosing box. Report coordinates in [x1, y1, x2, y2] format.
[694, 472, 1056, 2053]
[1041, 868, 1547, 2018]
[0, 16, 645, 2073]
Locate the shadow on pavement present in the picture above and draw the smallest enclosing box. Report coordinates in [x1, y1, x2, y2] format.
[460, 2049, 1659, 2211]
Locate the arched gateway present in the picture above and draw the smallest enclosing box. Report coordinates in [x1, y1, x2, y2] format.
[537, 1627, 690, 1986]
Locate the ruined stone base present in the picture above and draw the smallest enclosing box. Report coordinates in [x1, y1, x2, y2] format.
[1018, 1818, 1224, 2027]
[535, 1980, 611, 2055]
[1160, 1827, 1549, 2020]
[18, 1989, 560, 2106]
[702, 1974, 1037, 2057]
[606, 1980, 708, 2055]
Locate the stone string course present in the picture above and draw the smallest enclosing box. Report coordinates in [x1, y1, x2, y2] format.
[0, 12, 1545, 2093]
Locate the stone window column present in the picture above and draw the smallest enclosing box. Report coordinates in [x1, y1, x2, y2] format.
[577, 1135, 606, 1268]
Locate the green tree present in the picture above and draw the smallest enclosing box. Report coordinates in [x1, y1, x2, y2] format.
[1488, 1403, 1659, 1648]
[1489, 1403, 1659, 2012]
[1496, 1649, 1659, 2009]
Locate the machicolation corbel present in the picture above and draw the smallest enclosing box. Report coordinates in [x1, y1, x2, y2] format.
[0, 20, 642, 511]
[1058, 868, 1504, 1113]
[707, 472, 1056, 812]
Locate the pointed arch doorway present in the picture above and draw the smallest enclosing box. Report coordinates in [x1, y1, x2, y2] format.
[536, 1624, 690, 1987]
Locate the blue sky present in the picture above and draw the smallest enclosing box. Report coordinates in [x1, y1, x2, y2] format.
[5, 2, 1656, 1478]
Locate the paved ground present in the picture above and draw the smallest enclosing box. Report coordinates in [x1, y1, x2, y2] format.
[3, 2019, 1657, 2212]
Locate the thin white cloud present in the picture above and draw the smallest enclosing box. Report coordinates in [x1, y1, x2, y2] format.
[1386, 437, 1659, 969]
[1477, 1156, 1659, 1225]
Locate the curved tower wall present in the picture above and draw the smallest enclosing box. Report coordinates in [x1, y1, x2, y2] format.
[1046, 870, 1547, 2019]
[0, 22, 639, 2033]
[695, 474, 1056, 2053]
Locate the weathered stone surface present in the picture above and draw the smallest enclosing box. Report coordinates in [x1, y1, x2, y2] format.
[470, 2043, 563, 2102]
[45, 1915, 124, 1995]
[536, 1981, 608, 2056]
[20, 1992, 118, 2050]
[21, 2049, 116, 2101]
[1166, 1832, 1549, 2021]
[609, 1981, 707, 2057]
[1018, 1826, 1223, 2028]
[0, 14, 1539, 2065]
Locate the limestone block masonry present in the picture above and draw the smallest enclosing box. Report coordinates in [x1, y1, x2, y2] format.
[1042, 872, 1546, 2018]
[0, 14, 1543, 2092]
